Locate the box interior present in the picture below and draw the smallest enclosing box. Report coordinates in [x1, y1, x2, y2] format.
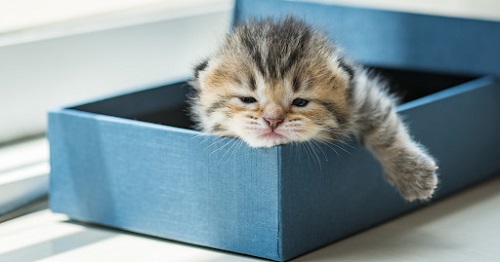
[71, 68, 477, 130]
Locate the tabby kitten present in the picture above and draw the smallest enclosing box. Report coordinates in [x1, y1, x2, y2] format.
[189, 17, 438, 201]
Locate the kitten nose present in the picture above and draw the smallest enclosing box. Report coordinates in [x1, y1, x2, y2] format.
[264, 118, 284, 130]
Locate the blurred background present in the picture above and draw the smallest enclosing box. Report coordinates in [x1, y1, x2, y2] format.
[1, 0, 499, 219]
[0, 0, 232, 145]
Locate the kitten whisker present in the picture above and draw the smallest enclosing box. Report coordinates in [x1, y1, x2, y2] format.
[310, 140, 328, 162]
[204, 137, 226, 152]
[189, 132, 215, 149]
[315, 137, 350, 156]
[300, 142, 312, 163]
[318, 139, 341, 157]
[331, 141, 352, 155]
[329, 142, 348, 156]
[333, 138, 356, 150]
[219, 138, 240, 164]
[210, 137, 233, 156]
[230, 140, 244, 162]
[189, 132, 208, 140]
[305, 141, 323, 172]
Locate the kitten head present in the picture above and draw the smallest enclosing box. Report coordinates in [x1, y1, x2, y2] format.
[190, 17, 354, 148]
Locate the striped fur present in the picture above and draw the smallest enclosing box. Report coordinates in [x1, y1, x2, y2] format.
[189, 17, 438, 201]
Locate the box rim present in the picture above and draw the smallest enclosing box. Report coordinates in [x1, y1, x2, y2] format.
[397, 75, 497, 112]
[51, 75, 494, 137]
[48, 108, 201, 137]
[49, 77, 191, 110]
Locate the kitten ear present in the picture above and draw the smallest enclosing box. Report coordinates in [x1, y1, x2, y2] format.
[194, 59, 209, 79]
[191, 59, 209, 91]
[337, 57, 356, 80]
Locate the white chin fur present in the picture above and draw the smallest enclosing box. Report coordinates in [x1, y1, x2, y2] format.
[237, 129, 315, 148]
[243, 137, 285, 148]
[238, 134, 291, 148]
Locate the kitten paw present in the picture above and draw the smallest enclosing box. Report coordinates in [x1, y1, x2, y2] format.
[384, 151, 439, 202]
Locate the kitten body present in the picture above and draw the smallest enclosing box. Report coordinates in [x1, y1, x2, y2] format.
[190, 17, 438, 201]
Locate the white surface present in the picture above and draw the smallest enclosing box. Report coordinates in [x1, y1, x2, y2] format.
[0, 138, 48, 174]
[0, 211, 259, 262]
[0, 137, 49, 216]
[1, 177, 499, 261]
[0, 166, 48, 215]
[0, 0, 230, 35]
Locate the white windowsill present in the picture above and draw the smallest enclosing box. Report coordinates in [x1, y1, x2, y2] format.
[0, 0, 233, 47]
[0, 137, 49, 217]
[0, 1, 232, 144]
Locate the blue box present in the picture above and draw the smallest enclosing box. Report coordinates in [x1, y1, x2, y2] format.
[49, 0, 500, 261]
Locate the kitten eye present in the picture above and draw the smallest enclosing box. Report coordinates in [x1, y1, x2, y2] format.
[239, 97, 257, 104]
[292, 98, 309, 107]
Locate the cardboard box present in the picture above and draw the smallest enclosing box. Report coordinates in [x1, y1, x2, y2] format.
[49, 0, 500, 260]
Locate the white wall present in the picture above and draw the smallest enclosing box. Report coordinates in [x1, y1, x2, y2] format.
[0, 4, 231, 143]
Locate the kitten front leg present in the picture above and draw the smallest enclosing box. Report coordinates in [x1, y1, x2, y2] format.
[352, 74, 439, 201]
[363, 116, 439, 201]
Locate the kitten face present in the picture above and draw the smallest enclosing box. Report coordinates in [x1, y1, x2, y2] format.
[191, 18, 353, 148]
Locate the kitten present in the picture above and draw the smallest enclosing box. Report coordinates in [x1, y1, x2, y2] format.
[189, 17, 438, 201]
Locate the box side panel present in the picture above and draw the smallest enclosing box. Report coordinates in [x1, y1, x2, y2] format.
[48, 110, 281, 260]
[280, 141, 400, 260]
[400, 78, 500, 196]
[279, 78, 500, 260]
[234, 0, 500, 76]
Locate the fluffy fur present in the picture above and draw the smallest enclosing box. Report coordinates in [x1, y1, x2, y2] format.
[189, 17, 438, 201]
